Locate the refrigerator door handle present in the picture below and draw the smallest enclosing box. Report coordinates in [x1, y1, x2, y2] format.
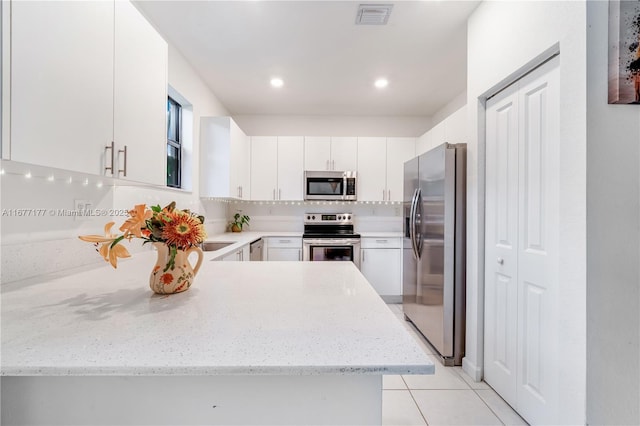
[409, 188, 420, 260]
[414, 188, 424, 256]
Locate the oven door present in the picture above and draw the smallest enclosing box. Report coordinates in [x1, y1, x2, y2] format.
[303, 238, 361, 269]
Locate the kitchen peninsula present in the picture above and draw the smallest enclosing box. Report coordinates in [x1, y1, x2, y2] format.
[1, 252, 434, 425]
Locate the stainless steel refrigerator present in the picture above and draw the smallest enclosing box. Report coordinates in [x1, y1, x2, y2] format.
[403, 143, 466, 366]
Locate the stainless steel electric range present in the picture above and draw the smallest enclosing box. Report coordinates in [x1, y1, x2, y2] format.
[302, 213, 361, 269]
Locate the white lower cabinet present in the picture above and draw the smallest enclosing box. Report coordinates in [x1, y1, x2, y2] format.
[265, 237, 302, 261]
[359, 237, 402, 302]
[221, 245, 250, 262]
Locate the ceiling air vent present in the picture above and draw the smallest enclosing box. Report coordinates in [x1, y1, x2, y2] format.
[355, 4, 393, 25]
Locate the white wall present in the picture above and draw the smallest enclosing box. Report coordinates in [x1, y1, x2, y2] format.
[465, 1, 586, 423]
[233, 115, 430, 137]
[586, 2, 640, 424]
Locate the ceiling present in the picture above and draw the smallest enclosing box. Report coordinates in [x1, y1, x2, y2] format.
[135, 1, 480, 117]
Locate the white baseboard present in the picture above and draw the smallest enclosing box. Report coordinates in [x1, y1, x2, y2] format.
[462, 357, 482, 382]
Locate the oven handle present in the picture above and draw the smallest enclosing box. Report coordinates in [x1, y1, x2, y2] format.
[302, 239, 361, 246]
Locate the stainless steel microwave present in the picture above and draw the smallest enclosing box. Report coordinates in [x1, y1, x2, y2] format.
[304, 171, 357, 201]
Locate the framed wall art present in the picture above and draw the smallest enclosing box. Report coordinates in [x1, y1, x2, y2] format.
[609, 0, 640, 104]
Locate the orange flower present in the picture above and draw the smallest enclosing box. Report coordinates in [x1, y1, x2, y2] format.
[161, 211, 207, 250]
[79, 222, 131, 268]
[160, 273, 173, 285]
[119, 204, 152, 239]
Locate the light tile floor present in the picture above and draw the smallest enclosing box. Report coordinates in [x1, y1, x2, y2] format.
[383, 303, 528, 426]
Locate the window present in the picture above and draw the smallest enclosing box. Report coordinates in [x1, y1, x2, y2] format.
[167, 96, 182, 188]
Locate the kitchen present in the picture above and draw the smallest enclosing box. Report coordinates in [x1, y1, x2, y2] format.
[1, 1, 638, 425]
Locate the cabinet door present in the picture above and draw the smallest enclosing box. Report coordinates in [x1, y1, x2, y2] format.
[386, 137, 415, 202]
[114, 0, 168, 185]
[239, 134, 251, 198]
[304, 137, 331, 171]
[277, 137, 304, 200]
[222, 250, 240, 261]
[357, 137, 386, 201]
[250, 136, 278, 200]
[230, 120, 250, 198]
[361, 248, 402, 296]
[267, 248, 301, 261]
[10, 1, 114, 175]
[331, 137, 358, 171]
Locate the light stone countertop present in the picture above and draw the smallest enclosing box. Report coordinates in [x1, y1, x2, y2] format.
[359, 232, 404, 238]
[1, 252, 434, 377]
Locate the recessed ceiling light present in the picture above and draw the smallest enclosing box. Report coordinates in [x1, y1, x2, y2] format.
[374, 78, 389, 89]
[270, 78, 284, 88]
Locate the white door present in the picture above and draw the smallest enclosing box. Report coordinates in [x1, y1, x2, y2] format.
[386, 137, 416, 202]
[484, 82, 520, 407]
[331, 137, 358, 171]
[484, 56, 560, 424]
[250, 136, 278, 200]
[304, 137, 331, 171]
[114, 0, 167, 185]
[357, 137, 386, 201]
[10, 1, 114, 175]
[277, 137, 304, 200]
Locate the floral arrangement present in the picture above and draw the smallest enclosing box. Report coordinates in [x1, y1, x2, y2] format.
[79, 202, 207, 269]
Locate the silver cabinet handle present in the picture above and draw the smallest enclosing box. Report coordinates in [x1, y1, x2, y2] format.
[279, 240, 291, 243]
[326, 160, 329, 170]
[375, 240, 388, 243]
[388, 189, 391, 200]
[118, 145, 127, 177]
[332, 160, 335, 170]
[279, 188, 281, 200]
[298, 249, 301, 261]
[362, 250, 365, 262]
[104, 141, 115, 175]
[273, 189, 276, 200]
[240, 186, 243, 198]
[497, 257, 504, 265]
[382, 189, 386, 201]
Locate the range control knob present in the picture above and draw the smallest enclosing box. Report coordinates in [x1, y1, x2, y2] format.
[312, 215, 316, 220]
[307, 215, 310, 220]
[338, 215, 342, 220]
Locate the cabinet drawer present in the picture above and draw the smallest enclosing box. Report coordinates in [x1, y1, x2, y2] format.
[360, 237, 402, 249]
[265, 237, 302, 249]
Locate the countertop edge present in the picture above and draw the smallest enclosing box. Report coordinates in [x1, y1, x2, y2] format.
[1, 364, 435, 377]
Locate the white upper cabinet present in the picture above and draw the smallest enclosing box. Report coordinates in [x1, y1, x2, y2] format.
[251, 136, 303, 200]
[250, 136, 278, 200]
[113, 0, 168, 185]
[200, 117, 251, 199]
[304, 136, 357, 171]
[357, 137, 415, 202]
[330, 137, 358, 171]
[10, 1, 114, 175]
[385, 137, 416, 202]
[357, 137, 387, 201]
[9, 1, 167, 185]
[277, 137, 304, 200]
[304, 137, 331, 171]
